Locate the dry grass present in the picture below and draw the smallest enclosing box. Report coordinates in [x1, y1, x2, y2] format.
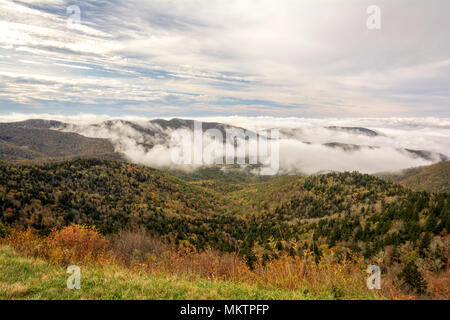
[109, 227, 169, 265]
[4, 226, 447, 299]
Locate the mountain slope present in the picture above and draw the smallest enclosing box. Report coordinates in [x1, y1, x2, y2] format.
[0, 159, 244, 251]
[0, 121, 121, 162]
[228, 171, 449, 261]
[1, 159, 448, 263]
[378, 161, 450, 193]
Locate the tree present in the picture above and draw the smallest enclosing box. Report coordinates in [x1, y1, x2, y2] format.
[398, 261, 427, 295]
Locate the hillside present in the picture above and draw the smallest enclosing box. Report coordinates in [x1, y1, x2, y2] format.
[1, 159, 448, 264]
[378, 161, 450, 193]
[0, 159, 247, 252]
[229, 172, 449, 259]
[0, 120, 121, 162]
[1, 159, 449, 298]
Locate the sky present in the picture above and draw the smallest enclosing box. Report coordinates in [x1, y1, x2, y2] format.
[0, 0, 450, 118]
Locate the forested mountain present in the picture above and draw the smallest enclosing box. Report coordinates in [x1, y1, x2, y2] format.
[378, 161, 450, 193]
[0, 121, 121, 162]
[1, 119, 449, 263]
[0, 159, 239, 250]
[1, 159, 448, 265]
[1, 119, 447, 166]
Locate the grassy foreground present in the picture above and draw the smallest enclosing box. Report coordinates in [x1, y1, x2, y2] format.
[0, 245, 381, 300]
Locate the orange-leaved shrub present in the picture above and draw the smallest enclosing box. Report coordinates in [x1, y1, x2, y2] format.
[45, 225, 111, 265]
[4, 225, 112, 265]
[2, 227, 43, 257]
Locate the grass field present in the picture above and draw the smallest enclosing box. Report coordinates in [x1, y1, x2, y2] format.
[0, 245, 381, 300]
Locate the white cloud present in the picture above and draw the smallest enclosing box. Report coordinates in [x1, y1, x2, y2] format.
[1, 114, 448, 174]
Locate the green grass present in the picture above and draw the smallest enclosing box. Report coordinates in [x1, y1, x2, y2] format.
[0, 246, 305, 300]
[0, 246, 382, 300]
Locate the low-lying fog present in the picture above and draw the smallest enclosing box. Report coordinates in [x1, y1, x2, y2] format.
[1, 114, 449, 175]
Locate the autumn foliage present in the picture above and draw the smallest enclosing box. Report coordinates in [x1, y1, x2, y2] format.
[0, 226, 392, 299]
[0, 159, 448, 299]
[45, 225, 110, 264]
[4, 225, 111, 265]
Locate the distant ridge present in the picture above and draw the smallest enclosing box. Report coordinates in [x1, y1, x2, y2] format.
[0, 120, 121, 162]
[0, 118, 447, 169]
[377, 161, 450, 193]
[326, 126, 379, 137]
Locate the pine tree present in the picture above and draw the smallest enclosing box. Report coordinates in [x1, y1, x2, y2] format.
[398, 261, 427, 295]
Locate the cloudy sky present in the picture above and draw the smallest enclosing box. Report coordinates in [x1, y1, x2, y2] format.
[1, 0, 449, 117]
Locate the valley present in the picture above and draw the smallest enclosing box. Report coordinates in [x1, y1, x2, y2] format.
[0, 118, 449, 299]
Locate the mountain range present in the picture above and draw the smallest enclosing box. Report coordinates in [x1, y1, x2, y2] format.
[0, 119, 448, 278]
[0, 158, 448, 261]
[1, 119, 447, 167]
